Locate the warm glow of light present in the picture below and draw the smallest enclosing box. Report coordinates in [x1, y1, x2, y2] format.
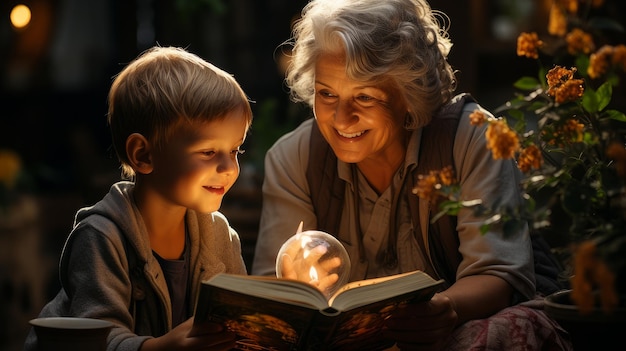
[10, 4, 31, 29]
[309, 266, 318, 282]
[300, 234, 312, 259]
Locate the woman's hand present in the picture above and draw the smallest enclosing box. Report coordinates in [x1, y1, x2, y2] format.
[140, 318, 236, 351]
[278, 241, 341, 296]
[382, 293, 458, 351]
[383, 275, 513, 350]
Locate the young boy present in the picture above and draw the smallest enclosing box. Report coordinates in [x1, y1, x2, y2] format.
[24, 46, 252, 351]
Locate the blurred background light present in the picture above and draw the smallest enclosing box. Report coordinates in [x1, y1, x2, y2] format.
[10, 4, 31, 29]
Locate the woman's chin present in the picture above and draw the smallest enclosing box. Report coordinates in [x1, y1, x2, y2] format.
[333, 151, 365, 164]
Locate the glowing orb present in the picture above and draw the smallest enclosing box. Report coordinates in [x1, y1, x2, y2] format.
[276, 230, 351, 299]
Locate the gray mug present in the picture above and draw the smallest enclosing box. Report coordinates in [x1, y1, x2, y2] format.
[29, 317, 113, 351]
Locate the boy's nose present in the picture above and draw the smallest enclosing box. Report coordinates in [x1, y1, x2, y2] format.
[217, 153, 238, 174]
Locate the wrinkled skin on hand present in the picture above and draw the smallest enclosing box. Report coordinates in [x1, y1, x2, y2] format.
[140, 318, 236, 351]
[382, 293, 458, 351]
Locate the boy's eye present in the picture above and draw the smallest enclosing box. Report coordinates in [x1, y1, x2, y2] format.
[201, 149, 244, 158]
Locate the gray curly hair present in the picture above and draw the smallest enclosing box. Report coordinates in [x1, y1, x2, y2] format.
[284, 0, 457, 129]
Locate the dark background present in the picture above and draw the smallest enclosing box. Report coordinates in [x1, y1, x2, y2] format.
[0, 0, 624, 350]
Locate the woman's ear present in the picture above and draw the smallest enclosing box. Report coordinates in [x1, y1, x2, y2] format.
[126, 133, 153, 174]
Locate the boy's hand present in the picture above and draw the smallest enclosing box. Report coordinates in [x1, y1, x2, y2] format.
[140, 317, 236, 351]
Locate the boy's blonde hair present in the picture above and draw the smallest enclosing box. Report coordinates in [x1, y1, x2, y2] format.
[107, 46, 253, 179]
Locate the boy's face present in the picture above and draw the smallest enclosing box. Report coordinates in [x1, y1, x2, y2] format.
[149, 111, 248, 214]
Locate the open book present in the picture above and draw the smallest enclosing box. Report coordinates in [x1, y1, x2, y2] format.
[192, 270, 445, 351]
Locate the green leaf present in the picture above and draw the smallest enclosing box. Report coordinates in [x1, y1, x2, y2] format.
[479, 223, 490, 235]
[575, 55, 590, 78]
[441, 201, 462, 215]
[605, 74, 620, 87]
[538, 66, 548, 87]
[514, 77, 541, 91]
[582, 86, 599, 113]
[604, 109, 626, 122]
[507, 109, 525, 121]
[595, 82, 613, 111]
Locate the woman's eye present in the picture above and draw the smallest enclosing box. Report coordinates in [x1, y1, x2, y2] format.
[357, 95, 374, 102]
[202, 151, 216, 157]
[317, 90, 336, 99]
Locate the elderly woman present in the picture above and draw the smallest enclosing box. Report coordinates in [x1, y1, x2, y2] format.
[252, 0, 572, 349]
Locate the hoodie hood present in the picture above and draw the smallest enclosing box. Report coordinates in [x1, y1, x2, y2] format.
[73, 181, 153, 261]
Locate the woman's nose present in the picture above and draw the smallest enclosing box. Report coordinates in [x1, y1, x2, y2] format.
[334, 99, 358, 126]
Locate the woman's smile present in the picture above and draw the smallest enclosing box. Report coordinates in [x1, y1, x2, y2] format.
[336, 129, 367, 139]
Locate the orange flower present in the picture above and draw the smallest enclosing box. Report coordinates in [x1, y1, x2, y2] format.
[469, 109, 487, 125]
[555, 0, 578, 14]
[548, 4, 567, 37]
[413, 166, 457, 202]
[485, 119, 519, 159]
[0, 149, 22, 190]
[588, 45, 614, 79]
[555, 79, 584, 104]
[546, 66, 584, 104]
[413, 171, 439, 203]
[612, 44, 626, 72]
[546, 66, 575, 89]
[570, 241, 619, 315]
[606, 142, 626, 179]
[596, 260, 619, 314]
[571, 241, 596, 313]
[565, 28, 595, 55]
[517, 32, 543, 59]
[438, 165, 455, 186]
[561, 118, 584, 142]
[517, 145, 543, 173]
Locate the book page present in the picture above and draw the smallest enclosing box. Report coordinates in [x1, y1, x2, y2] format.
[329, 270, 444, 311]
[330, 271, 419, 299]
[205, 274, 330, 310]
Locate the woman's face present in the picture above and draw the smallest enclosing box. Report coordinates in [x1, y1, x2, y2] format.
[313, 52, 408, 165]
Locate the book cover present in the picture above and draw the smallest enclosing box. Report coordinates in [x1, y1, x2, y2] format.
[192, 271, 445, 350]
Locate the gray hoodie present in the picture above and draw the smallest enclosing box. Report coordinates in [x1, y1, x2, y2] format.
[24, 181, 247, 351]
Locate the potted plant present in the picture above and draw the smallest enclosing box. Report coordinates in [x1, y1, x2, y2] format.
[414, 0, 626, 344]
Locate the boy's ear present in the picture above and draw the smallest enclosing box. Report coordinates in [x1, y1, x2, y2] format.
[126, 133, 153, 174]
